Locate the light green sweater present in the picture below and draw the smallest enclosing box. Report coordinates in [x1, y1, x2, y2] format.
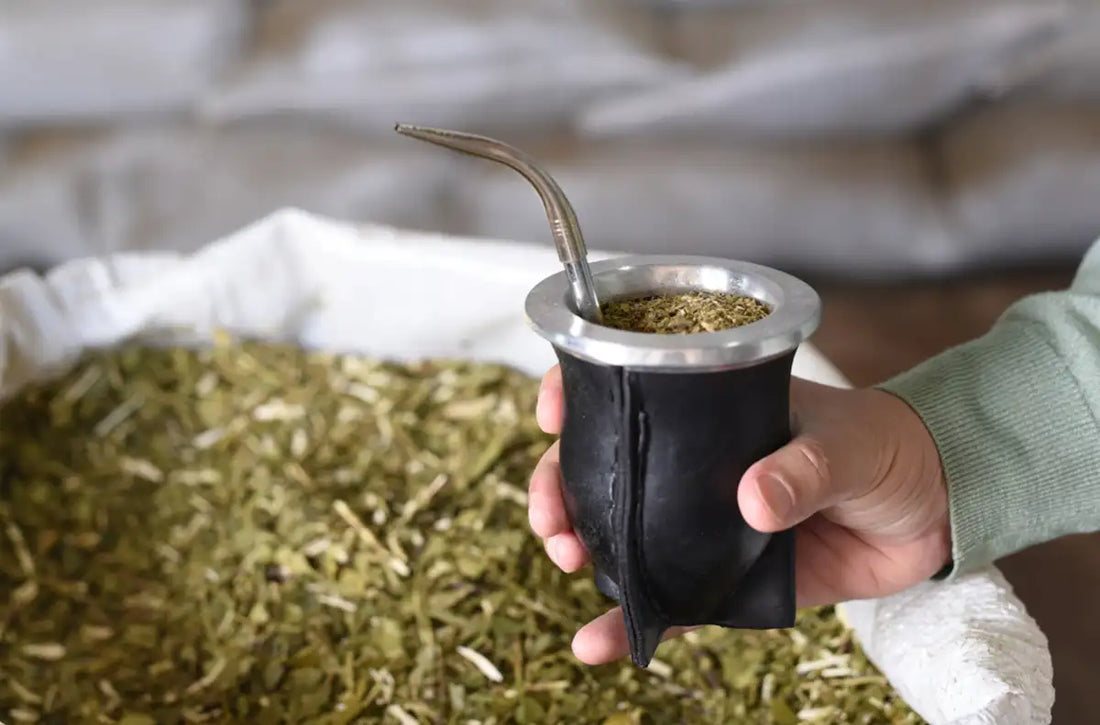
[879, 238, 1100, 577]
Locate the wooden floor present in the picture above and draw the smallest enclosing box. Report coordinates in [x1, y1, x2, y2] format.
[808, 269, 1099, 725]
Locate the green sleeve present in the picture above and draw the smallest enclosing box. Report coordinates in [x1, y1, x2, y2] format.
[877, 239, 1100, 577]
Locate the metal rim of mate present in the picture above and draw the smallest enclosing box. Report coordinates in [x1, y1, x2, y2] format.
[525, 254, 822, 372]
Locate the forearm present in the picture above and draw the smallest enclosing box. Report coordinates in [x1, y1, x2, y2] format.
[878, 241, 1100, 577]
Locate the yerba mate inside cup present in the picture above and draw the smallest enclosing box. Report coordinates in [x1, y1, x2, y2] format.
[526, 255, 821, 668]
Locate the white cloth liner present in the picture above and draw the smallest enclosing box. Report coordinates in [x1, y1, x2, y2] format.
[0, 209, 1054, 725]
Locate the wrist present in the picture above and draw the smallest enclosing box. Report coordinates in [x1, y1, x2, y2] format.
[875, 387, 953, 574]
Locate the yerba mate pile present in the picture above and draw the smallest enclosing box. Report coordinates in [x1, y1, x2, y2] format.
[600, 292, 771, 334]
[0, 337, 923, 724]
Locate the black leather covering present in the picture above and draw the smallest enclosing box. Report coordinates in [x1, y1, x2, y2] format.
[555, 348, 797, 667]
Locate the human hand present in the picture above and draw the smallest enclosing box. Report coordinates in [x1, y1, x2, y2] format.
[528, 365, 950, 665]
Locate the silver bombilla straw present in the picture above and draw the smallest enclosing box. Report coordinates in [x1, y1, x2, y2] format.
[394, 123, 603, 324]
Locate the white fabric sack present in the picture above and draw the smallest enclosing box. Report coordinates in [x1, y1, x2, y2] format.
[578, 0, 1073, 139]
[200, 0, 685, 136]
[0, 0, 249, 126]
[0, 130, 112, 275]
[938, 104, 1100, 266]
[456, 138, 961, 278]
[0, 127, 465, 275]
[0, 208, 1054, 724]
[980, 3, 1100, 100]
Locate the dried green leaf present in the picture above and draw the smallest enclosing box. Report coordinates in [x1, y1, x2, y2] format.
[601, 291, 770, 334]
[0, 339, 923, 724]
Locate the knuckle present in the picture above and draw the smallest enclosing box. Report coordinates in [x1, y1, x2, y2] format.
[795, 437, 831, 486]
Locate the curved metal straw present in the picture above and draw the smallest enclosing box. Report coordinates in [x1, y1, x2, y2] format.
[394, 123, 603, 324]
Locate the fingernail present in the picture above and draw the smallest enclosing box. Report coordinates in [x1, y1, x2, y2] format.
[758, 474, 795, 523]
[535, 393, 547, 426]
[535, 388, 551, 430]
[528, 504, 547, 536]
[544, 536, 561, 567]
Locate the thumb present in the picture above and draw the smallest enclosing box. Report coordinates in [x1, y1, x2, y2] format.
[738, 436, 844, 532]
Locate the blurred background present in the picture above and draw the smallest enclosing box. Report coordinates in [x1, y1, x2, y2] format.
[0, 0, 1096, 721]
